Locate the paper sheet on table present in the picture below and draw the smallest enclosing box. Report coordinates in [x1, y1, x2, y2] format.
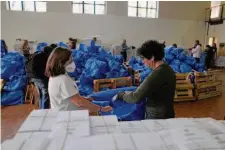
[141, 119, 169, 132]
[130, 132, 167, 150]
[119, 121, 147, 133]
[18, 117, 44, 132]
[168, 127, 221, 150]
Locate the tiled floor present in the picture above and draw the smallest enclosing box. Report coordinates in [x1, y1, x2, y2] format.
[1, 70, 225, 142]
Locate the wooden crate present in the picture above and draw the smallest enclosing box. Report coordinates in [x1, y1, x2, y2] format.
[174, 73, 195, 102]
[194, 70, 222, 100]
[94, 77, 132, 92]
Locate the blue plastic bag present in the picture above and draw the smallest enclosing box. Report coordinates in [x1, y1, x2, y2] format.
[180, 63, 192, 73]
[184, 56, 196, 67]
[4, 76, 27, 92]
[57, 42, 68, 48]
[36, 42, 48, 52]
[165, 54, 175, 64]
[1, 90, 24, 106]
[90, 87, 145, 121]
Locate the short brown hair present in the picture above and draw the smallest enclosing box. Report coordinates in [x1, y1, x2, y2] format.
[45, 47, 72, 77]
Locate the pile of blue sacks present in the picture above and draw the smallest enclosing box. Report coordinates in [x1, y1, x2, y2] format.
[68, 41, 128, 96]
[164, 46, 206, 73]
[128, 56, 153, 83]
[90, 87, 145, 121]
[1, 43, 27, 106]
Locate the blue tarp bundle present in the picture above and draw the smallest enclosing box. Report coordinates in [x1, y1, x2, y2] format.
[36, 42, 48, 52]
[1, 52, 27, 106]
[164, 46, 205, 73]
[90, 87, 146, 121]
[68, 41, 128, 96]
[57, 42, 68, 48]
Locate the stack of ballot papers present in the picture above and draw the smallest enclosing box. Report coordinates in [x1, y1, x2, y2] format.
[2, 109, 225, 150]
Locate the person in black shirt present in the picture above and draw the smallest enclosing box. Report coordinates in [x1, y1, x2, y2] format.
[50, 43, 57, 49]
[212, 43, 217, 59]
[205, 45, 214, 70]
[121, 39, 129, 62]
[32, 46, 53, 109]
[114, 40, 176, 119]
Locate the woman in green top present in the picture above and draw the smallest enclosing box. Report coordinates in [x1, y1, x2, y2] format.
[114, 40, 176, 119]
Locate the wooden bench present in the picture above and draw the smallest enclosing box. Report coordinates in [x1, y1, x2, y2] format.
[94, 77, 132, 92]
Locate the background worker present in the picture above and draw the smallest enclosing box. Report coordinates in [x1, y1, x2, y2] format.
[113, 40, 176, 119]
[192, 40, 202, 63]
[121, 39, 129, 62]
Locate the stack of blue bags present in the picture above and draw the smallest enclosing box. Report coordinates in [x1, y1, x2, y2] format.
[68, 41, 128, 96]
[164, 46, 206, 73]
[1, 42, 27, 106]
[128, 56, 153, 83]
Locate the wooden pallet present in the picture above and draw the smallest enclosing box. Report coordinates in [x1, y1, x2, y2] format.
[174, 73, 195, 102]
[93, 77, 132, 92]
[194, 70, 223, 100]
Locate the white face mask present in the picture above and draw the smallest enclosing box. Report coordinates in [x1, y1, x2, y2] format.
[65, 62, 76, 72]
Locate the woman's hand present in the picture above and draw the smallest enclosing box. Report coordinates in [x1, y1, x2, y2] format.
[101, 106, 113, 112]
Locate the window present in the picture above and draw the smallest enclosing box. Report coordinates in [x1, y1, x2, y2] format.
[128, 1, 158, 18]
[72, 1, 105, 15]
[210, 1, 221, 19]
[6, 1, 47, 12]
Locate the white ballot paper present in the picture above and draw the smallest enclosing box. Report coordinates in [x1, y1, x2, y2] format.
[158, 130, 180, 150]
[112, 134, 136, 150]
[119, 121, 147, 133]
[18, 117, 44, 132]
[141, 119, 169, 132]
[213, 134, 225, 149]
[168, 127, 221, 150]
[130, 132, 167, 150]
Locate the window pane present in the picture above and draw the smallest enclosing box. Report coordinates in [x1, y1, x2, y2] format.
[95, 5, 105, 14]
[147, 9, 156, 18]
[73, 1, 83, 3]
[128, 1, 137, 7]
[95, 1, 105, 5]
[73, 4, 83, 13]
[84, 4, 94, 14]
[84, 1, 94, 4]
[138, 8, 146, 18]
[128, 7, 137, 17]
[24, 1, 34, 11]
[36, 2, 47, 12]
[10, 1, 22, 11]
[148, 1, 157, 9]
[138, 1, 147, 8]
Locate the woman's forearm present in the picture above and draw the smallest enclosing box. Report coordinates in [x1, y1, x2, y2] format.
[78, 99, 101, 113]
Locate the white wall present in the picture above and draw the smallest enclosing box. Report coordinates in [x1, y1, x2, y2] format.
[1, 1, 210, 49]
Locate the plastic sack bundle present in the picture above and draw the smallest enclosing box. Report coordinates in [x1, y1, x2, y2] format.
[165, 46, 174, 55]
[36, 42, 48, 52]
[164, 54, 175, 64]
[184, 56, 196, 67]
[139, 68, 153, 82]
[177, 52, 186, 61]
[180, 63, 192, 73]
[57, 42, 68, 48]
[1, 51, 27, 106]
[90, 87, 146, 121]
[84, 58, 108, 79]
[169, 64, 180, 73]
[170, 48, 184, 57]
[1, 90, 24, 106]
[3, 76, 27, 92]
[114, 55, 123, 64]
[194, 63, 205, 72]
[200, 53, 207, 64]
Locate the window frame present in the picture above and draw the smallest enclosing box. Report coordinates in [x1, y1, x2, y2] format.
[128, 1, 158, 18]
[6, 1, 46, 12]
[72, 1, 106, 15]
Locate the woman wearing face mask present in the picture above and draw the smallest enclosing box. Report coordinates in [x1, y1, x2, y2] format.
[46, 47, 112, 112]
[113, 40, 176, 119]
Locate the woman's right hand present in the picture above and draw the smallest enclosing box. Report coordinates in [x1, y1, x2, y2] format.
[101, 106, 113, 112]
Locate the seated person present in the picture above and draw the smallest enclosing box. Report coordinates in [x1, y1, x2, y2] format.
[45, 47, 112, 113]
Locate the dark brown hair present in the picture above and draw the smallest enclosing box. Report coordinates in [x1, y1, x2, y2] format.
[45, 47, 72, 77]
